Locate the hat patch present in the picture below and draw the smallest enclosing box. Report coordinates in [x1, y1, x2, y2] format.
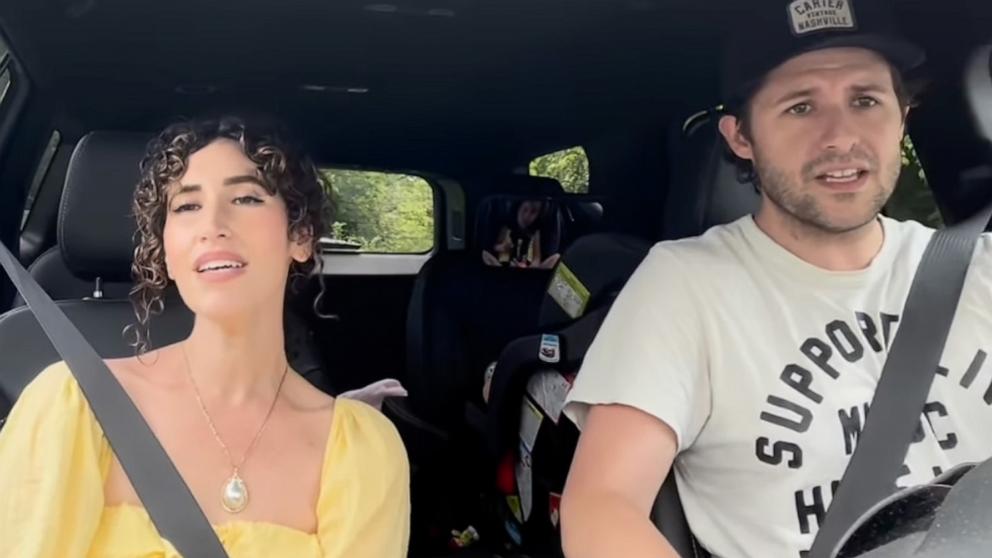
[788, 0, 856, 36]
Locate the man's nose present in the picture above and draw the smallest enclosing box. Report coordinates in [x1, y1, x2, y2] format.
[818, 105, 860, 154]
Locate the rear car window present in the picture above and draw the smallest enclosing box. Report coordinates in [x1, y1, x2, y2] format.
[529, 146, 590, 193]
[321, 169, 435, 254]
[885, 135, 943, 228]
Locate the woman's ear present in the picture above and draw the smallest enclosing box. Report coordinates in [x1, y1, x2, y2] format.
[292, 245, 313, 264]
[290, 227, 314, 263]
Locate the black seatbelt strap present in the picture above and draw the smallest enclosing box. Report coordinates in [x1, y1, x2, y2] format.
[808, 203, 992, 558]
[0, 241, 229, 558]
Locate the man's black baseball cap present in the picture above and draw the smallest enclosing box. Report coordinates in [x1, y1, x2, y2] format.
[721, 0, 926, 107]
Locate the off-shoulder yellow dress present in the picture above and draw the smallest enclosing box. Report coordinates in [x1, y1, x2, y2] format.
[0, 361, 410, 557]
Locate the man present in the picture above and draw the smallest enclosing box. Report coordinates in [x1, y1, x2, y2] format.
[559, 1, 992, 557]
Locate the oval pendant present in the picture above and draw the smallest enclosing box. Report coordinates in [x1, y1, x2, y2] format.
[221, 472, 249, 513]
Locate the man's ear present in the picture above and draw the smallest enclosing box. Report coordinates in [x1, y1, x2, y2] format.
[717, 114, 755, 162]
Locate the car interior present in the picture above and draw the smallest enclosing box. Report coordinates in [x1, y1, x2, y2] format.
[1, 0, 991, 557]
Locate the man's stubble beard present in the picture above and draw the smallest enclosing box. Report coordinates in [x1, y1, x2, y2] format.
[752, 144, 902, 236]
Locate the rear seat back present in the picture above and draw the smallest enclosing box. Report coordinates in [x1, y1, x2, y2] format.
[404, 254, 552, 428]
[404, 176, 566, 430]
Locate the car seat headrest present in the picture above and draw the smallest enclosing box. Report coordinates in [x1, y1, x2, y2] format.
[539, 233, 650, 328]
[662, 110, 760, 241]
[59, 131, 153, 282]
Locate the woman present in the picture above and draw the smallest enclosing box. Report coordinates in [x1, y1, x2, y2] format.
[0, 117, 410, 556]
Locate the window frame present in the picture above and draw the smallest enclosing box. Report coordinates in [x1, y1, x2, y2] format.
[885, 133, 943, 228]
[19, 130, 61, 231]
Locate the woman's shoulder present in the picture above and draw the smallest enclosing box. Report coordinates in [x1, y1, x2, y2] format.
[19, 355, 156, 409]
[3, 360, 107, 451]
[10, 355, 161, 433]
[331, 398, 406, 457]
[18, 360, 83, 406]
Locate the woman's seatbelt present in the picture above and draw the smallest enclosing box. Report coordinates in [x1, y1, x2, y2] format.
[808, 201, 992, 558]
[0, 242, 229, 558]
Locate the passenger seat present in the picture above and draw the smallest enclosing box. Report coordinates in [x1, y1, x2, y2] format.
[0, 132, 193, 419]
[0, 131, 326, 422]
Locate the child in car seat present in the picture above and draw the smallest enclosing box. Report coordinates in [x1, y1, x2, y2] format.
[483, 198, 562, 269]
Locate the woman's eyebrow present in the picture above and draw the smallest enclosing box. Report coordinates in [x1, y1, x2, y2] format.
[167, 175, 265, 203]
[173, 183, 201, 195]
[223, 175, 266, 187]
[167, 183, 199, 203]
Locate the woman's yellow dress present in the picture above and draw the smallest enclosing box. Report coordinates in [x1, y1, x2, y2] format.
[0, 362, 410, 557]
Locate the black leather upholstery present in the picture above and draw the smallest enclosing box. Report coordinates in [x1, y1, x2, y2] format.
[14, 246, 133, 306]
[388, 175, 570, 551]
[0, 287, 194, 407]
[2, 289, 327, 405]
[404, 177, 567, 430]
[0, 131, 190, 414]
[12, 131, 152, 307]
[652, 475, 706, 558]
[662, 111, 760, 241]
[59, 131, 151, 282]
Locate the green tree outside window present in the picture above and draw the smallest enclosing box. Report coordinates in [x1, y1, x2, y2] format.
[529, 146, 590, 194]
[322, 169, 435, 253]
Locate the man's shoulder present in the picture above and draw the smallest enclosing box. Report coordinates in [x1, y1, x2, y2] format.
[645, 217, 752, 267]
[878, 215, 992, 256]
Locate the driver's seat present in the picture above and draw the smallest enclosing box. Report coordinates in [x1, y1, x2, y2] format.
[648, 110, 760, 557]
[663, 109, 760, 241]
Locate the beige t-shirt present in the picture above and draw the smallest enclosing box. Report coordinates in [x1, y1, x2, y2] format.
[563, 215, 992, 558]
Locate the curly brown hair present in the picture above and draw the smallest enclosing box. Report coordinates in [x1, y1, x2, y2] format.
[127, 116, 332, 355]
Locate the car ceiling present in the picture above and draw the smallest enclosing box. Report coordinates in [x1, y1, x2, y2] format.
[0, 0, 990, 175]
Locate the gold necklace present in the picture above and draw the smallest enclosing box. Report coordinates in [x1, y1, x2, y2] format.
[181, 343, 289, 514]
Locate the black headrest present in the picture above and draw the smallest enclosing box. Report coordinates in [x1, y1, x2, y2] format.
[483, 174, 565, 197]
[60, 131, 153, 282]
[662, 111, 760, 241]
[538, 233, 650, 329]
